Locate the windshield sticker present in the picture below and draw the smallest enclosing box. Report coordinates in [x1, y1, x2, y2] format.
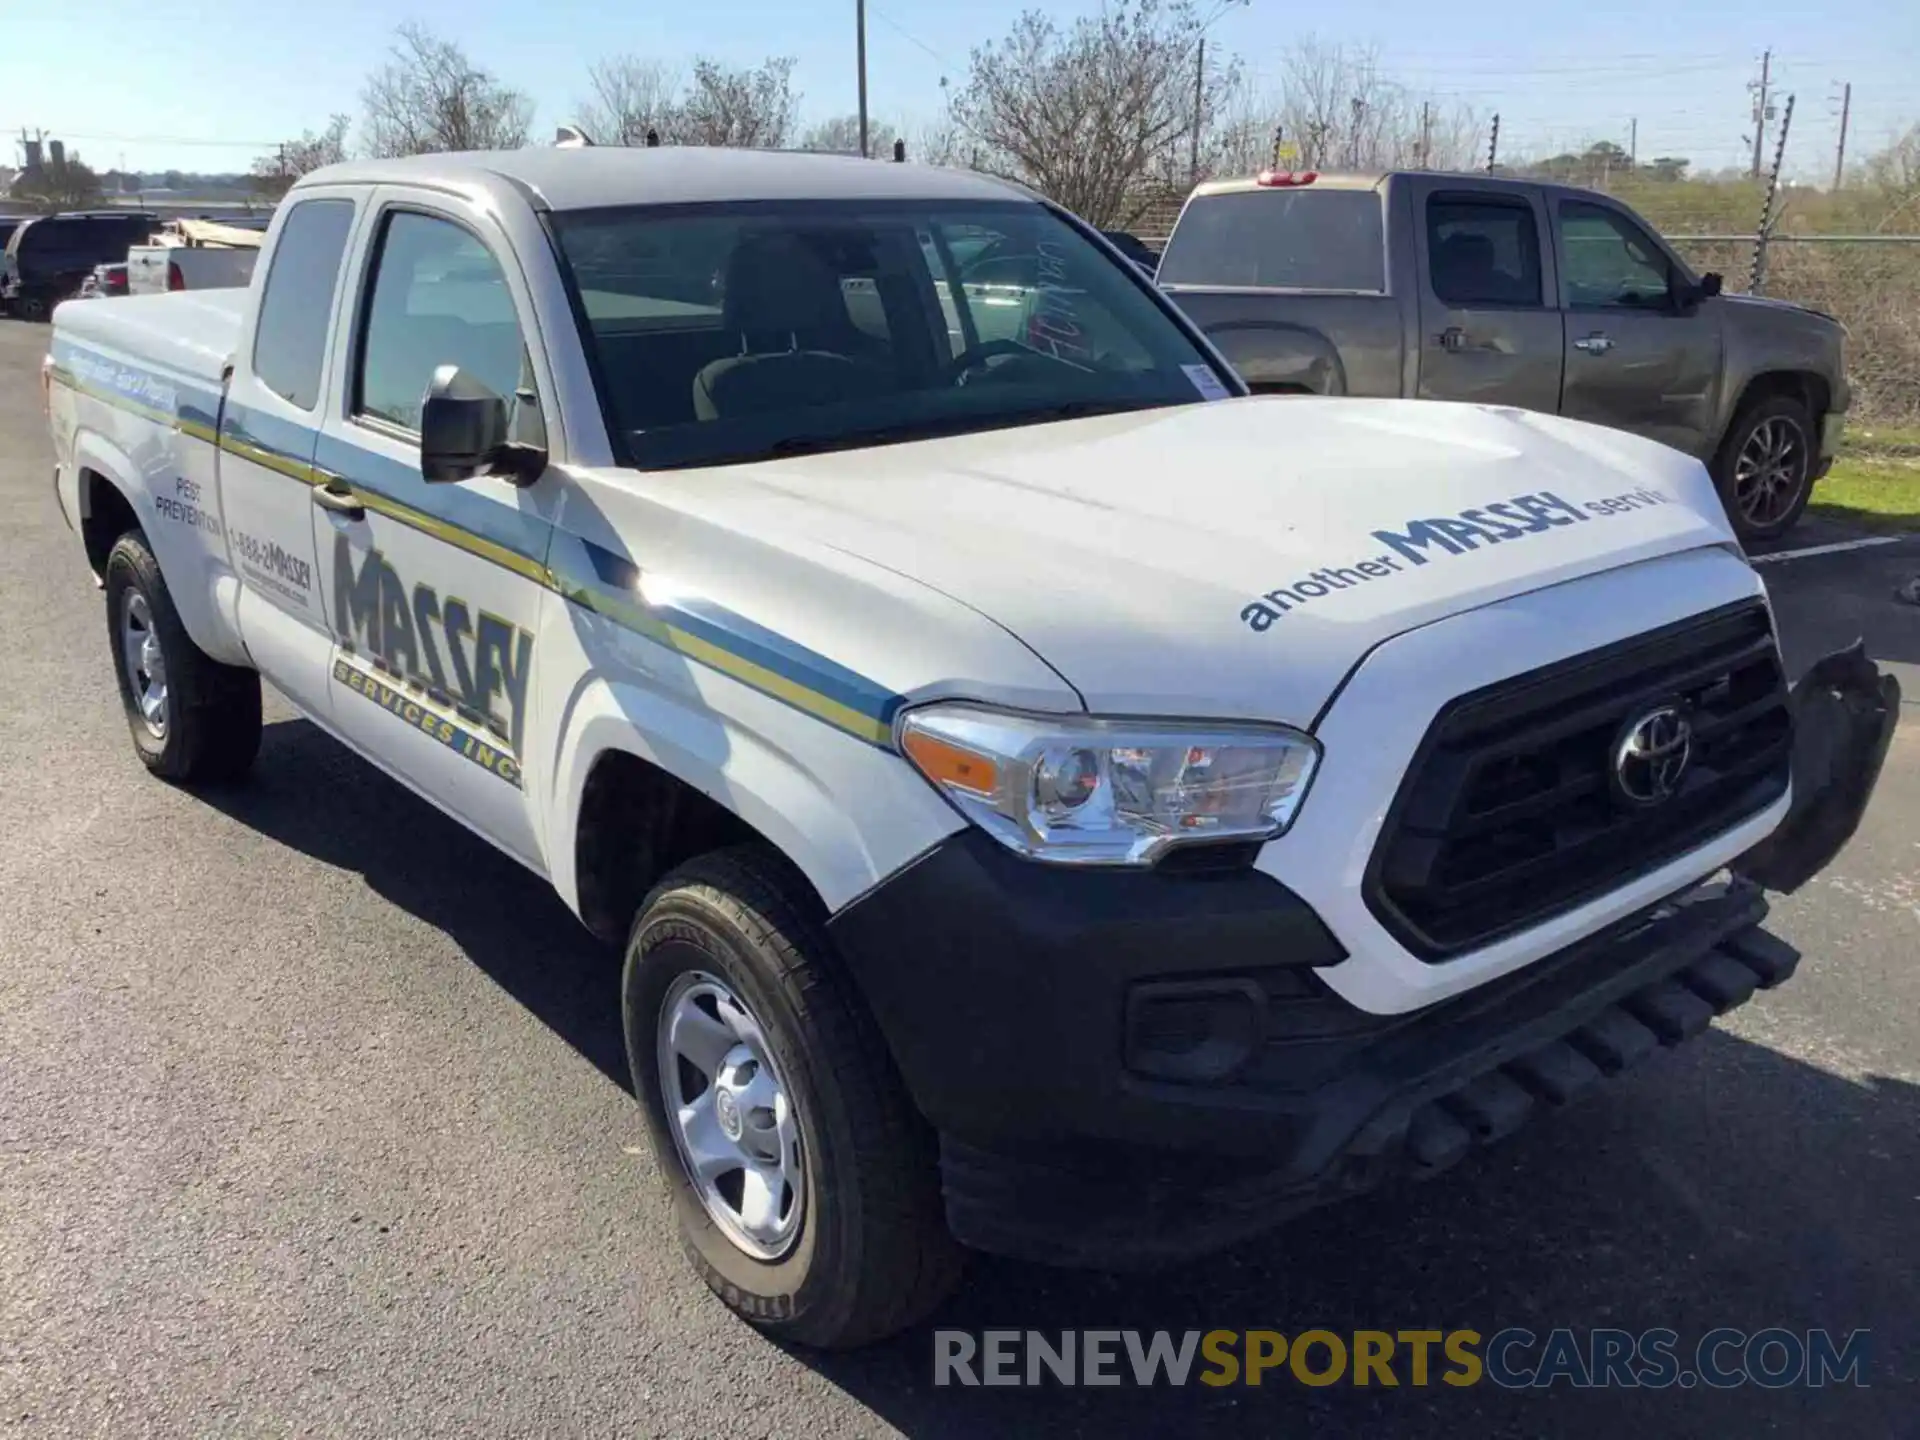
[1238, 487, 1674, 632]
[1182, 363, 1232, 401]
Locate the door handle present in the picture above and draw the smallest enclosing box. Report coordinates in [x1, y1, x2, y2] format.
[1572, 332, 1615, 355]
[1435, 325, 1469, 353]
[312, 480, 365, 521]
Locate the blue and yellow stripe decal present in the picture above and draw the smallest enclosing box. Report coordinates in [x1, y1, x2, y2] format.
[559, 535, 902, 745]
[52, 337, 906, 747]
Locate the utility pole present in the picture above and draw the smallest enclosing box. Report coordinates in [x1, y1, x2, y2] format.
[1486, 113, 1500, 174]
[1629, 117, 1638, 169]
[1749, 48, 1771, 179]
[1832, 81, 1851, 190]
[1349, 97, 1367, 169]
[1419, 101, 1432, 169]
[855, 0, 869, 158]
[1189, 35, 1206, 184]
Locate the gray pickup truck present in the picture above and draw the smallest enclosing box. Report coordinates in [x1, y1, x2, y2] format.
[1157, 170, 1849, 541]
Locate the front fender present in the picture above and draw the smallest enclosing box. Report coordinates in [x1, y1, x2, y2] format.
[545, 672, 965, 921]
[1735, 642, 1900, 893]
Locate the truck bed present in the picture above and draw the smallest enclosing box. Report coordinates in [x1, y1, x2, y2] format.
[1162, 286, 1405, 397]
[53, 289, 245, 396]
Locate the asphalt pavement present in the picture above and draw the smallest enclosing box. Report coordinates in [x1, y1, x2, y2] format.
[1, 317, 1915, 1437]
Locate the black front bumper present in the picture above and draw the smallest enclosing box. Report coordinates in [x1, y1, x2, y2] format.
[826, 644, 1896, 1268]
[830, 834, 1797, 1267]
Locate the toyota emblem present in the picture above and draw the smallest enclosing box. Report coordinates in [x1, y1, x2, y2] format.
[1613, 705, 1693, 807]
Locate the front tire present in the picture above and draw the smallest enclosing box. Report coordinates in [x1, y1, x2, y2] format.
[104, 531, 262, 783]
[623, 846, 961, 1348]
[1712, 393, 1816, 543]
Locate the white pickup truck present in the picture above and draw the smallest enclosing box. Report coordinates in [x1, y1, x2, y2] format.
[126, 217, 268, 295]
[45, 148, 1895, 1348]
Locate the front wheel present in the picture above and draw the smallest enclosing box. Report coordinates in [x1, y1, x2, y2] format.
[623, 846, 961, 1348]
[1712, 394, 1816, 543]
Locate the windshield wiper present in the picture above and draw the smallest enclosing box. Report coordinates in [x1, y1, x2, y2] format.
[760, 398, 1174, 457]
[651, 398, 1179, 470]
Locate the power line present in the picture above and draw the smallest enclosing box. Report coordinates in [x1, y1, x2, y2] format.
[866, 5, 955, 68]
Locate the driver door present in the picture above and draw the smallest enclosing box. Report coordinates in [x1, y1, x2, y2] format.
[310, 192, 558, 870]
[1553, 197, 1723, 457]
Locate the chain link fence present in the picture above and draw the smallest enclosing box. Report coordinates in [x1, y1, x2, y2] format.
[1664, 235, 1920, 425]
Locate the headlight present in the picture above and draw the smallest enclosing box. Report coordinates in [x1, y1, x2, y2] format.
[899, 703, 1319, 867]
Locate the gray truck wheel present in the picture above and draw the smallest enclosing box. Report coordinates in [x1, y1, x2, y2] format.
[622, 846, 961, 1348]
[104, 532, 262, 783]
[1712, 394, 1815, 543]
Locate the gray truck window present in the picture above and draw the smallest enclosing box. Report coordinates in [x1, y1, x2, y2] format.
[251, 199, 356, 411]
[1426, 196, 1542, 307]
[1156, 190, 1385, 291]
[1559, 201, 1673, 308]
[357, 211, 526, 433]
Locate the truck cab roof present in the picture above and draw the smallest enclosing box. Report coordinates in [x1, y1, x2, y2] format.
[297, 147, 1036, 213]
[1190, 170, 1562, 200]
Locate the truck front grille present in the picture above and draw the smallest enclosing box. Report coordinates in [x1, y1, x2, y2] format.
[1366, 601, 1791, 960]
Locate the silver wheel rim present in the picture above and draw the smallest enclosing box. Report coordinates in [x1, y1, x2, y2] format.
[657, 971, 806, 1261]
[1732, 415, 1808, 527]
[119, 590, 169, 739]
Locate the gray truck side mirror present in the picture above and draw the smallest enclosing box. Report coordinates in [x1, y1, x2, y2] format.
[420, 365, 545, 486]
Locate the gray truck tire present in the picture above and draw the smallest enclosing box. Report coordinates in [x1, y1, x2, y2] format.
[1712, 393, 1816, 543]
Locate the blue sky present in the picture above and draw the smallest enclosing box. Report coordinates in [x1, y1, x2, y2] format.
[3, 0, 1914, 181]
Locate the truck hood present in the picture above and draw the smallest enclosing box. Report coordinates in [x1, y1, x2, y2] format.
[1719, 291, 1838, 325]
[684, 397, 1739, 727]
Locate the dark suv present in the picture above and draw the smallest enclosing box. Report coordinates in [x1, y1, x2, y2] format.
[2, 211, 160, 318]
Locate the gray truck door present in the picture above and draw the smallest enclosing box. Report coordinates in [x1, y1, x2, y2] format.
[1552, 196, 1723, 458]
[1412, 182, 1564, 413]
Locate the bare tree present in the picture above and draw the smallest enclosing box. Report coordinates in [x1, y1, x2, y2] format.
[908, 114, 974, 169]
[1220, 39, 1483, 177]
[249, 114, 350, 197]
[361, 24, 533, 158]
[1864, 124, 1920, 197]
[800, 114, 899, 156]
[947, 0, 1238, 228]
[669, 57, 798, 148]
[1862, 124, 1920, 232]
[576, 56, 681, 146]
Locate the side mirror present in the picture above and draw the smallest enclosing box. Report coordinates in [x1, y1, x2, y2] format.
[1672, 270, 1723, 314]
[420, 365, 544, 486]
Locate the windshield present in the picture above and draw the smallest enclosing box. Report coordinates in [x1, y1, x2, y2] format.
[1158, 189, 1387, 292]
[550, 198, 1233, 469]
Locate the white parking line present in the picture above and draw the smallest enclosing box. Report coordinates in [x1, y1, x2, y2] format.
[1749, 535, 1909, 566]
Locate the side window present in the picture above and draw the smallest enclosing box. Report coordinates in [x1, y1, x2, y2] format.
[251, 198, 356, 411]
[356, 211, 527, 433]
[1559, 201, 1674, 309]
[1426, 196, 1543, 307]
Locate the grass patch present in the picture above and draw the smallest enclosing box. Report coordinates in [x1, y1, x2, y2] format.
[1811, 450, 1920, 532]
[1843, 424, 1920, 458]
